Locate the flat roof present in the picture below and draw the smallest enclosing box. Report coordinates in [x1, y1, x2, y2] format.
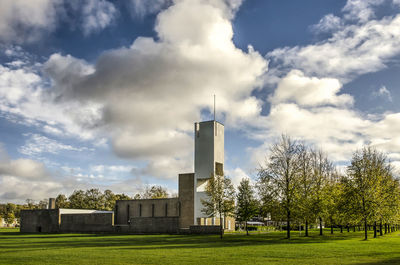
[197, 120, 224, 126]
[59, 209, 113, 214]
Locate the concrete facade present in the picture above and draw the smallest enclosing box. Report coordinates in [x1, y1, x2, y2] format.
[194, 120, 224, 221]
[20, 119, 234, 234]
[115, 198, 180, 225]
[178, 173, 194, 228]
[20, 209, 114, 233]
[60, 213, 114, 233]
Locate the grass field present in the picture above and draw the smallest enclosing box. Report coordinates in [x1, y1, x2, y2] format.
[1, 228, 400, 265]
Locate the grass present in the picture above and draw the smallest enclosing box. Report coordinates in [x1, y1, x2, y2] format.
[0, 228, 400, 265]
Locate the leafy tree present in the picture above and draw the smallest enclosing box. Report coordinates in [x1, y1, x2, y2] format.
[38, 199, 48, 209]
[201, 174, 236, 239]
[55, 194, 69, 208]
[236, 178, 258, 235]
[258, 135, 301, 239]
[142, 185, 169, 199]
[310, 149, 332, 236]
[84, 189, 105, 209]
[296, 144, 314, 237]
[345, 146, 392, 240]
[68, 190, 86, 209]
[4, 212, 15, 226]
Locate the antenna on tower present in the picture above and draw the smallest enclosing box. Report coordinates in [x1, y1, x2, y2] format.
[213, 94, 216, 121]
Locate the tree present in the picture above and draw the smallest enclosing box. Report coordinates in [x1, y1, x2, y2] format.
[201, 174, 236, 239]
[55, 194, 69, 208]
[296, 144, 314, 237]
[38, 199, 48, 209]
[68, 190, 86, 209]
[236, 178, 258, 235]
[258, 135, 301, 239]
[84, 189, 105, 210]
[345, 146, 392, 240]
[142, 185, 169, 199]
[310, 149, 332, 236]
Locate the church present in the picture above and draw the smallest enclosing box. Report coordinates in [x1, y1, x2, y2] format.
[20, 119, 235, 234]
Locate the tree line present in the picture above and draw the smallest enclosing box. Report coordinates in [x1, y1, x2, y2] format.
[202, 135, 400, 240]
[1, 185, 170, 226]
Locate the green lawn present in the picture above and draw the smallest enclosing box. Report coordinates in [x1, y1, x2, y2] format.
[0, 228, 399, 265]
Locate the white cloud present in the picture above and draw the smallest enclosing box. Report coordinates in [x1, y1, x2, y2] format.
[128, 0, 172, 18]
[269, 70, 353, 107]
[81, 0, 118, 36]
[342, 0, 385, 23]
[90, 164, 132, 173]
[0, 0, 62, 43]
[311, 14, 343, 33]
[373, 85, 393, 102]
[267, 13, 400, 82]
[42, 0, 267, 179]
[0, 159, 48, 180]
[226, 167, 250, 189]
[0, 61, 104, 141]
[18, 134, 90, 156]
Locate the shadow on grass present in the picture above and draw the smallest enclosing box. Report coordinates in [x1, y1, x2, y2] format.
[0, 230, 384, 252]
[357, 257, 400, 264]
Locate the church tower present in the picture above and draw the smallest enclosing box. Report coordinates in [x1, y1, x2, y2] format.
[194, 120, 224, 224]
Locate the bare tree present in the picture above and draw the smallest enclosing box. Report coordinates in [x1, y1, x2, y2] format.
[258, 135, 301, 239]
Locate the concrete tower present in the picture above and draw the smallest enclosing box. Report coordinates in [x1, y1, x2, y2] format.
[194, 120, 224, 224]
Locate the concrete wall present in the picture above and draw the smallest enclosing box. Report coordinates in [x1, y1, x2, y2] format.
[129, 217, 180, 234]
[178, 173, 194, 228]
[60, 213, 114, 233]
[115, 198, 180, 225]
[20, 209, 60, 233]
[194, 120, 224, 220]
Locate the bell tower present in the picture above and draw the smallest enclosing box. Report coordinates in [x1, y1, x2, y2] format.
[193, 120, 224, 224]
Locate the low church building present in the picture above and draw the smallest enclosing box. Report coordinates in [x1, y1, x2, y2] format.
[20, 119, 234, 233]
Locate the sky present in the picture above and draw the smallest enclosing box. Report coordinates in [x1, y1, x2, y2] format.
[1, 0, 400, 203]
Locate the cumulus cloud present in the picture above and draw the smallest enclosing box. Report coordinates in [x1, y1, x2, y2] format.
[0, 0, 118, 43]
[269, 70, 353, 107]
[0, 0, 62, 43]
[42, 0, 267, 178]
[0, 62, 104, 140]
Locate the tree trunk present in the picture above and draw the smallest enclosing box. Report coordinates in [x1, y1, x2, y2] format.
[353, 226, 355, 232]
[340, 225, 343, 233]
[319, 217, 323, 236]
[246, 221, 249, 236]
[364, 218, 368, 240]
[380, 222, 383, 236]
[330, 217, 333, 234]
[287, 210, 291, 239]
[384, 223, 387, 234]
[347, 224, 350, 233]
[305, 220, 309, 237]
[373, 221, 377, 238]
[220, 216, 224, 239]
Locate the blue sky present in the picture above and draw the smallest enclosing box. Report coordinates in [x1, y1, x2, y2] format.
[1, 0, 400, 203]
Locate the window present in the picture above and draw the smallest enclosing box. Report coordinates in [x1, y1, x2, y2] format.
[152, 204, 155, 217]
[139, 204, 142, 217]
[215, 162, 223, 176]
